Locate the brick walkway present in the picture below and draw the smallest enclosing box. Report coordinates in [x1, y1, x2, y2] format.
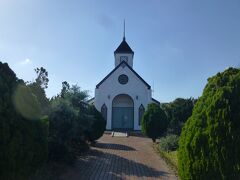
[60, 133, 177, 180]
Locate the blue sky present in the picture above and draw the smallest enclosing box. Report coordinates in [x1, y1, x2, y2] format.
[1, 0, 240, 102]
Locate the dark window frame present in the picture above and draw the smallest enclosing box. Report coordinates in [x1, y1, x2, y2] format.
[101, 104, 107, 121]
[118, 74, 129, 85]
[120, 56, 128, 63]
[139, 104, 145, 125]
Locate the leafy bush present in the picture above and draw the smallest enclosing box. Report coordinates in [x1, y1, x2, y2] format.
[178, 68, 240, 180]
[49, 83, 106, 160]
[159, 134, 179, 152]
[161, 98, 196, 135]
[141, 103, 168, 142]
[0, 62, 48, 180]
[48, 99, 78, 163]
[85, 105, 106, 142]
[48, 96, 92, 163]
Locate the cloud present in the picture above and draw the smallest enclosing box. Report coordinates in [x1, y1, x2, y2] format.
[19, 58, 32, 65]
[97, 14, 114, 29]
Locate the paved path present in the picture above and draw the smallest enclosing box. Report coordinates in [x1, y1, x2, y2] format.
[60, 133, 177, 180]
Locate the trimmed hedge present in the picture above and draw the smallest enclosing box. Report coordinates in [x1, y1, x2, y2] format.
[141, 103, 168, 142]
[85, 105, 106, 142]
[178, 68, 240, 180]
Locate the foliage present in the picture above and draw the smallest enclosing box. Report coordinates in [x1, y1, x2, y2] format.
[178, 68, 240, 180]
[34, 67, 49, 89]
[28, 67, 50, 115]
[60, 81, 70, 98]
[0, 62, 49, 180]
[155, 145, 178, 172]
[58, 83, 105, 142]
[162, 150, 178, 170]
[161, 98, 196, 135]
[0, 61, 105, 177]
[141, 103, 168, 142]
[48, 83, 104, 162]
[85, 105, 106, 142]
[159, 134, 179, 152]
[48, 99, 79, 163]
[60, 84, 88, 104]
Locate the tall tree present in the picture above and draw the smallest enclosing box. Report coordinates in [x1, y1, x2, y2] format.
[60, 81, 70, 98]
[34, 67, 49, 89]
[60, 84, 89, 113]
[28, 67, 49, 115]
[161, 98, 196, 135]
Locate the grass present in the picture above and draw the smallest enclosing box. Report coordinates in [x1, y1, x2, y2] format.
[154, 144, 178, 175]
[160, 150, 178, 168]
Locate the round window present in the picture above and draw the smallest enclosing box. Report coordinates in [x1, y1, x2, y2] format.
[118, 74, 129, 85]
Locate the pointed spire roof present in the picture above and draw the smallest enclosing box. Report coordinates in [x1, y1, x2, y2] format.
[114, 39, 134, 54]
[114, 20, 134, 54]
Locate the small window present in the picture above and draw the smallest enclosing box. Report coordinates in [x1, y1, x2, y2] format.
[139, 104, 145, 125]
[101, 104, 107, 121]
[118, 74, 128, 85]
[120, 56, 128, 62]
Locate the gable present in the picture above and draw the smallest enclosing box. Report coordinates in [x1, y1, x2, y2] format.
[96, 61, 151, 89]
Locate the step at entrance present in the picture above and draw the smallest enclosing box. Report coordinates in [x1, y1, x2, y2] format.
[111, 131, 128, 137]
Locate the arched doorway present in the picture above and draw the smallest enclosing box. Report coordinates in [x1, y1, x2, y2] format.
[112, 94, 134, 130]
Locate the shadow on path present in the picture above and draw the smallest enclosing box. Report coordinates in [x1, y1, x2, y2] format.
[61, 148, 171, 180]
[94, 142, 136, 151]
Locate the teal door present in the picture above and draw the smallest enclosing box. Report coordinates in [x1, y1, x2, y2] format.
[112, 107, 134, 130]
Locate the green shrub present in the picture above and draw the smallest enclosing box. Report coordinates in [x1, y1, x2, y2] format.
[159, 134, 179, 152]
[48, 84, 104, 162]
[141, 103, 168, 142]
[0, 62, 49, 180]
[178, 68, 240, 180]
[48, 99, 78, 163]
[161, 98, 196, 135]
[85, 105, 106, 142]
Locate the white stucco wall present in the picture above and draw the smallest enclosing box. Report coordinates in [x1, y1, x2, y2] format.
[94, 64, 152, 130]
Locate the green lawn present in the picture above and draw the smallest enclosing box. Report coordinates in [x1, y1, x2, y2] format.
[154, 145, 178, 173]
[160, 150, 178, 168]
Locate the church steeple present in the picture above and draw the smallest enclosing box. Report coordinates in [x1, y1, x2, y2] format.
[114, 21, 134, 68]
[123, 19, 126, 41]
[114, 20, 133, 54]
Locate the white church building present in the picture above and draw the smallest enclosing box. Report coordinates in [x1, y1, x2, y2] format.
[89, 31, 159, 131]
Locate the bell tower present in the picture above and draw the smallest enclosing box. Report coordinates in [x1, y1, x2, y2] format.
[114, 21, 134, 68]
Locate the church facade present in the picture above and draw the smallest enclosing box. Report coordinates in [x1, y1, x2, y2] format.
[90, 35, 159, 131]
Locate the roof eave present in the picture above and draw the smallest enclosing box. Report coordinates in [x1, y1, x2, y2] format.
[114, 51, 134, 54]
[96, 61, 151, 89]
[152, 98, 160, 105]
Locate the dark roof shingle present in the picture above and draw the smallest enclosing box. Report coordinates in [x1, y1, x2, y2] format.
[114, 39, 134, 54]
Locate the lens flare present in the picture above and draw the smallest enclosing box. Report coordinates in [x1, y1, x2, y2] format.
[13, 84, 41, 120]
